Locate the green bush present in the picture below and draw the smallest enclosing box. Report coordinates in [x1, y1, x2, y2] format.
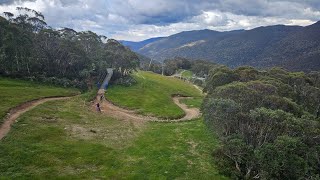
[203, 66, 320, 179]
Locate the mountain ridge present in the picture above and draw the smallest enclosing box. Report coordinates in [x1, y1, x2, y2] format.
[120, 37, 165, 51]
[121, 21, 320, 72]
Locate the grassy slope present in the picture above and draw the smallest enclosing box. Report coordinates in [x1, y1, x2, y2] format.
[181, 70, 193, 78]
[0, 92, 226, 179]
[0, 77, 79, 122]
[107, 71, 202, 119]
[122, 119, 225, 179]
[181, 97, 203, 108]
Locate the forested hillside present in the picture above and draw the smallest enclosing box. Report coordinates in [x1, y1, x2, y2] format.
[0, 8, 139, 89]
[120, 37, 165, 52]
[125, 22, 320, 72]
[202, 66, 320, 179]
[258, 21, 320, 71]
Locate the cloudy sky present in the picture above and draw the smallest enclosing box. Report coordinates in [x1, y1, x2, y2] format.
[0, 0, 319, 41]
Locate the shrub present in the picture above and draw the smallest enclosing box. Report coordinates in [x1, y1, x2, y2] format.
[113, 75, 137, 86]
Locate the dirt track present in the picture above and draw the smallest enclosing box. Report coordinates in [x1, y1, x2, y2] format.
[95, 90, 201, 123]
[0, 92, 201, 140]
[0, 97, 71, 140]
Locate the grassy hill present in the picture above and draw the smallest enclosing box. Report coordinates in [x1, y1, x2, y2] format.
[181, 70, 193, 78]
[0, 75, 226, 179]
[0, 78, 79, 123]
[107, 71, 202, 119]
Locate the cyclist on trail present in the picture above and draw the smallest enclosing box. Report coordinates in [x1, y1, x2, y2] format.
[96, 103, 101, 112]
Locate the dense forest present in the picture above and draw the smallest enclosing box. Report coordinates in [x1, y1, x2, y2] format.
[202, 66, 320, 179]
[0, 8, 139, 89]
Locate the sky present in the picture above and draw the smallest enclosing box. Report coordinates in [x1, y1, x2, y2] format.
[0, 0, 319, 41]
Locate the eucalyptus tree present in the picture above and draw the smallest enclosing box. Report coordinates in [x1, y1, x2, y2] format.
[0, 8, 140, 89]
[104, 39, 139, 76]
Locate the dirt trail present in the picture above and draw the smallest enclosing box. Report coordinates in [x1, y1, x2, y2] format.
[95, 90, 201, 123]
[0, 96, 71, 140]
[0, 91, 201, 140]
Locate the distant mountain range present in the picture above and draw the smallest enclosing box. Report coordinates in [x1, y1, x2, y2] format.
[121, 21, 320, 72]
[120, 37, 165, 52]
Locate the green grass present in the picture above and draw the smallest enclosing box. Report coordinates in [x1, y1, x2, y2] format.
[181, 97, 203, 108]
[107, 71, 202, 119]
[0, 94, 226, 179]
[181, 70, 193, 78]
[0, 74, 226, 179]
[0, 77, 79, 123]
[120, 119, 226, 179]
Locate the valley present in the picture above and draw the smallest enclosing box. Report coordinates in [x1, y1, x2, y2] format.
[0, 4, 319, 179]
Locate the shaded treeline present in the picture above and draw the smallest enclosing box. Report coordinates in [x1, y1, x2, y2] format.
[0, 8, 139, 89]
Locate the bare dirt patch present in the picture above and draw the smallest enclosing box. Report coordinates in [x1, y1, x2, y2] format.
[0, 96, 71, 140]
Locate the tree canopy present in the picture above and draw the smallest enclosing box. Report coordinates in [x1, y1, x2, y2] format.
[0, 8, 139, 89]
[203, 66, 320, 179]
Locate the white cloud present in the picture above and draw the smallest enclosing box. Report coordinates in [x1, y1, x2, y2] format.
[0, 0, 319, 41]
[112, 9, 317, 41]
[285, 19, 315, 26]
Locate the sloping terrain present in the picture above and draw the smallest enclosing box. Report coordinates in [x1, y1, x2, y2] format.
[128, 21, 320, 72]
[0, 75, 225, 179]
[95, 94, 201, 123]
[256, 21, 320, 71]
[107, 71, 202, 119]
[0, 96, 72, 140]
[120, 37, 165, 51]
[0, 78, 79, 122]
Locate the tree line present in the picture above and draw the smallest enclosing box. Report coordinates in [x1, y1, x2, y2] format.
[0, 7, 139, 89]
[141, 57, 217, 77]
[202, 66, 320, 179]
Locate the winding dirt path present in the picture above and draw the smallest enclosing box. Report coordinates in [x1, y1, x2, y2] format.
[0, 92, 201, 140]
[0, 96, 71, 140]
[94, 90, 201, 123]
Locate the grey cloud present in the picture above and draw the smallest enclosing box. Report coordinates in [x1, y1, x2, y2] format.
[0, 0, 319, 41]
[106, 0, 217, 25]
[213, 0, 320, 20]
[106, 0, 320, 25]
[0, 0, 15, 4]
[0, 0, 35, 5]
